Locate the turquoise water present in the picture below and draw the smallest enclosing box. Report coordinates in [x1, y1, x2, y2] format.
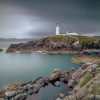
[0, 52, 81, 88]
[0, 39, 81, 100]
[0, 38, 82, 100]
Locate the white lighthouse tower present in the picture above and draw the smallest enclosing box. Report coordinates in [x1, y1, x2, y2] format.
[56, 23, 60, 35]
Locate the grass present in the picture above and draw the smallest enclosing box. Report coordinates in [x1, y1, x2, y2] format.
[74, 35, 100, 49]
[48, 35, 100, 49]
[97, 64, 100, 68]
[49, 35, 77, 43]
[80, 74, 93, 88]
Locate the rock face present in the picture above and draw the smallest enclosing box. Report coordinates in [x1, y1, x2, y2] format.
[0, 77, 49, 100]
[64, 62, 100, 100]
[6, 35, 80, 53]
[49, 69, 61, 81]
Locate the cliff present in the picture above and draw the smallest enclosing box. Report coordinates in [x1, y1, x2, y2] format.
[6, 35, 80, 53]
[6, 35, 100, 53]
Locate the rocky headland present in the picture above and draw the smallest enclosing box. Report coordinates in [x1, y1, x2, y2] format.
[7, 35, 100, 54]
[6, 35, 80, 53]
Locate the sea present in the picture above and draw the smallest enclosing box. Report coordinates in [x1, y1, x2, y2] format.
[0, 38, 81, 100]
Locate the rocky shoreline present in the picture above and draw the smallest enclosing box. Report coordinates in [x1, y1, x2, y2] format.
[0, 60, 99, 100]
[0, 50, 100, 100]
[62, 50, 100, 100]
[6, 35, 100, 54]
[72, 49, 100, 63]
[63, 63, 100, 100]
[0, 48, 3, 52]
[0, 68, 74, 100]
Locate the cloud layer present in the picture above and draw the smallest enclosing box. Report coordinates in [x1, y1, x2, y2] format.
[0, 0, 100, 38]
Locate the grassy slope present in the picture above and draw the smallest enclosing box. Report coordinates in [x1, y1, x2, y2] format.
[48, 35, 100, 44]
[48, 35, 77, 44]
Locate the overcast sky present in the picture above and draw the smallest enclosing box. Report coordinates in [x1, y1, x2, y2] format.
[0, 0, 100, 38]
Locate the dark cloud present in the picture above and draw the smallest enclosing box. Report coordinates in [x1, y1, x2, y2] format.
[0, 0, 100, 38]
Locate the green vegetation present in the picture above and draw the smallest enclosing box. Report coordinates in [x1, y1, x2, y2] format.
[49, 35, 77, 44]
[49, 35, 100, 49]
[75, 36, 100, 49]
[97, 63, 100, 68]
[80, 74, 93, 88]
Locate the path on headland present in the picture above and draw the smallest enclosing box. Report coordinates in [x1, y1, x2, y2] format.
[67, 35, 79, 45]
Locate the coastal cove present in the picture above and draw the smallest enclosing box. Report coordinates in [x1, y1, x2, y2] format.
[0, 52, 81, 100]
[0, 52, 81, 88]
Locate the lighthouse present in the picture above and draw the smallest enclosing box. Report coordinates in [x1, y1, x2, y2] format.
[56, 23, 60, 35]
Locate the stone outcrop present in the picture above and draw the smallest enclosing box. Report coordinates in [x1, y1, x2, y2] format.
[50, 69, 61, 81]
[63, 62, 100, 100]
[72, 49, 100, 63]
[0, 63, 89, 100]
[0, 62, 99, 100]
[0, 77, 49, 100]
